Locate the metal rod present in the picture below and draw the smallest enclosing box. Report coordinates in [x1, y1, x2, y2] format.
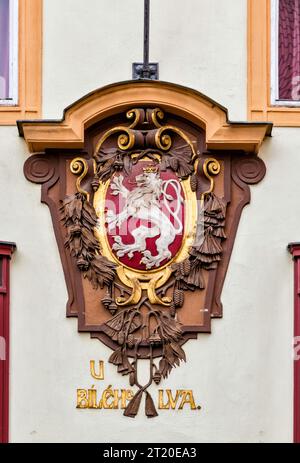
[132, 0, 158, 80]
[143, 0, 150, 68]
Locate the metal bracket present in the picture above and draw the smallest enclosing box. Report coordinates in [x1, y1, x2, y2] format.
[132, 1, 159, 81]
[132, 63, 159, 80]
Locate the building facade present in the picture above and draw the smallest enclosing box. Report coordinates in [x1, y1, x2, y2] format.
[0, 0, 299, 443]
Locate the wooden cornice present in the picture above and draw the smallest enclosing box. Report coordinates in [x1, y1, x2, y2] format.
[17, 80, 272, 153]
[0, 242, 16, 258]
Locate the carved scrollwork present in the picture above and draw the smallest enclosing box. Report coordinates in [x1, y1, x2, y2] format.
[126, 108, 141, 129]
[201, 158, 221, 201]
[232, 156, 266, 185]
[151, 107, 165, 128]
[70, 158, 90, 200]
[24, 155, 56, 184]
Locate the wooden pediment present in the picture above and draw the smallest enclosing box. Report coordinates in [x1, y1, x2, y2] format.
[18, 80, 272, 153]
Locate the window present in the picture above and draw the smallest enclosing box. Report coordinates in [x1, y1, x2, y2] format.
[0, 0, 18, 105]
[248, 0, 300, 125]
[0, 0, 42, 125]
[271, 0, 300, 105]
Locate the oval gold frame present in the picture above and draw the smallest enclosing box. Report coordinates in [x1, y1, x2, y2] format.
[94, 166, 197, 306]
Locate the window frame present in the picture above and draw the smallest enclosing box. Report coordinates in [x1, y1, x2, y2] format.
[248, 0, 300, 125]
[0, 242, 15, 444]
[0, 0, 42, 125]
[288, 243, 300, 444]
[270, 0, 300, 107]
[0, 0, 19, 106]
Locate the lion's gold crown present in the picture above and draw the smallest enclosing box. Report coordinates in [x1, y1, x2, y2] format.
[143, 166, 158, 174]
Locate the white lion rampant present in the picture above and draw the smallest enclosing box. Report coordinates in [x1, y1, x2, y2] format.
[105, 171, 183, 269]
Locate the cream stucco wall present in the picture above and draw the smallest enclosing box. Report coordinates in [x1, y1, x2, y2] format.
[0, 0, 296, 443]
[43, 0, 247, 121]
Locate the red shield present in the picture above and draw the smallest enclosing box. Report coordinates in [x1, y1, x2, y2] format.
[105, 162, 185, 271]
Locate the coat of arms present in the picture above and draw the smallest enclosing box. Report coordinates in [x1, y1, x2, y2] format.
[22, 85, 268, 418]
[59, 108, 227, 417]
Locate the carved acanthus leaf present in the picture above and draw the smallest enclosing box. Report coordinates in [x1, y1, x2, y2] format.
[160, 144, 194, 179]
[190, 193, 227, 270]
[61, 192, 117, 289]
[95, 149, 133, 182]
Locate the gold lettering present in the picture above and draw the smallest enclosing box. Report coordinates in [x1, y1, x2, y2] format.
[178, 390, 197, 410]
[158, 390, 168, 409]
[90, 360, 104, 380]
[113, 390, 122, 409]
[121, 389, 134, 409]
[101, 385, 115, 409]
[77, 389, 89, 409]
[88, 386, 98, 409]
[158, 390, 180, 410]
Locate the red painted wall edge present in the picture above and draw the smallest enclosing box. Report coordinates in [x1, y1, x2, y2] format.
[0, 242, 16, 444]
[288, 243, 300, 444]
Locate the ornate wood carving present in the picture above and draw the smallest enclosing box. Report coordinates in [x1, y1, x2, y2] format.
[22, 84, 270, 418]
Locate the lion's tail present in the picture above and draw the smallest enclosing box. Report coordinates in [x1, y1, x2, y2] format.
[162, 180, 183, 234]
